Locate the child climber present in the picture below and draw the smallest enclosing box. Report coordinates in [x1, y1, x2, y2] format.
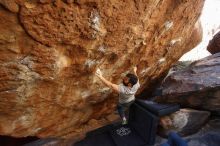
[95, 66, 140, 124]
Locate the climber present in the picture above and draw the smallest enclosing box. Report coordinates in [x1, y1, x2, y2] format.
[95, 66, 140, 125]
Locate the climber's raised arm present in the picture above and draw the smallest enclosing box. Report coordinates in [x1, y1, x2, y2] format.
[95, 69, 119, 93]
[133, 66, 139, 81]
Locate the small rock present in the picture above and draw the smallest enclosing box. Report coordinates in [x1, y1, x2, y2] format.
[158, 109, 210, 137]
[207, 31, 220, 54]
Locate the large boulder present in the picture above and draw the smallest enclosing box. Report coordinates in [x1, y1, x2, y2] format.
[0, 0, 204, 138]
[207, 31, 220, 54]
[155, 53, 220, 115]
[158, 109, 210, 137]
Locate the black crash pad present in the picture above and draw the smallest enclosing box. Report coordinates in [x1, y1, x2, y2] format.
[128, 103, 159, 145]
[110, 125, 145, 146]
[74, 132, 115, 146]
[136, 100, 179, 117]
[74, 100, 179, 146]
[86, 123, 116, 137]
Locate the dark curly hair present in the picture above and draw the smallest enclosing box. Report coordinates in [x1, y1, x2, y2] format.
[126, 73, 138, 86]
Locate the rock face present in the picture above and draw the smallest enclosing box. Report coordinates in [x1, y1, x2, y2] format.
[0, 0, 204, 138]
[156, 53, 220, 115]
[207, 31, 220, 54]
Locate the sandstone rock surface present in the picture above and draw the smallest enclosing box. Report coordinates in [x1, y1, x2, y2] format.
[0, 0, 204, 138]
[155, 53, 220, 115]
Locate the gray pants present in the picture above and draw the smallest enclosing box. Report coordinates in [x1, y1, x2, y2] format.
[117, 100, 134, 120]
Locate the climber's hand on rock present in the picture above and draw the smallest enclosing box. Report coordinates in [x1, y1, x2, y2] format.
[133, 66, 138, 76]
[133, 66, 137, 73]
[95, 68, 103, 78]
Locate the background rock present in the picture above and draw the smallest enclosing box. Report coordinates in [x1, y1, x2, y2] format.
[186, 118, 220, 146]
[0, 0, 204, 138]
[158, 109, 210, 137]
[156, 53, 220, 115]
[187, 132, 220, 146]
[155, 118, 220, 146]
[207, 31, 220, 54]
